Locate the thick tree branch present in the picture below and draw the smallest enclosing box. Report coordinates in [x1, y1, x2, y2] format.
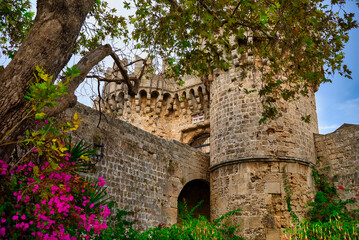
[197, 0, 214, 16]
[109, 52, 136, 95]
[167, 0, 183, 12]
[110, 53, 147, 96]
[45, 45, 148, 117]
[45, 44, 114, 117]
[86, 75, 125, 84]
[231, 1, 242, 18]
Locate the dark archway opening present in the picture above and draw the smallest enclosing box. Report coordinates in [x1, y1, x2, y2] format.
[177, 179, 210, 222]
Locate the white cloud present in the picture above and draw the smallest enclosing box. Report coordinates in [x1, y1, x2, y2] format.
[337, 98, 359, 111]
[318, 124, 340, 134]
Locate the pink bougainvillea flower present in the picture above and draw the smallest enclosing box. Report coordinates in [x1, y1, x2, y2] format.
[33, 184, 39, 192]
[0, 160, 8, 175]
[103, 205, 111, 218]
[98, 177, 107, 187]
[0, 227, 5, 237]
[23, 223, 29, 230]
[13, 190, 21, 197]
[16, 195, 22, 202]
[31, 148, 38, 153]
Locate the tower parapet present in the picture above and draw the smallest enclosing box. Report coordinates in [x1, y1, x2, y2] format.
[100, 60, 210, 144]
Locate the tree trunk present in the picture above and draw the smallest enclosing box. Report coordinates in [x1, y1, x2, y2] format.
[0, 0, 94, 159]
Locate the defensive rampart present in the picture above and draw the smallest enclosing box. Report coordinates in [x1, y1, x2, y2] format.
[65, 104, 210, 230]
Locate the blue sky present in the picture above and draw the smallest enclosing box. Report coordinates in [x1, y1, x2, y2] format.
[315, 2, 359, 134]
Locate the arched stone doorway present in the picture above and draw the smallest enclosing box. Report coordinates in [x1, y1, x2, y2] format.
[177, 179, 210, 222]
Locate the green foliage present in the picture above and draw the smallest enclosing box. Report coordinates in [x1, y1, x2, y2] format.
[99, 203, 244, 240]
[2, 0, 358, 124]
[139, 208, 244, 240]
[282, 167, 299, 223]
[283, 165, 359, 239]
[284, 216, 359, 240]
[0, 0, 127, 59]
[65, 136, 97, 173]
[301, 115, 311, 124]
[74, 0, 128, 55]
[0, 0, 34, 59]
[178, 199, 204, 221]
[131, 0, 358, 121]
[308, 170, 355, 222]
[24, 66, 70, 111]
[97, 209, 139, 240]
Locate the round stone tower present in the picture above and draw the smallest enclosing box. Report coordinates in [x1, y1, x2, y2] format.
[209, 56, 318, 239]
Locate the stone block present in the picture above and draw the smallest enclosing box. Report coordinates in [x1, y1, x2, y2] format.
[246, 216, 262, 228]
[266, 229, 281, 240]
[264, 183, 281, 194]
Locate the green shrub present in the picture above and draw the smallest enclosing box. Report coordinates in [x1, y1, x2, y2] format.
[139, 208, 244, 240]
[283, 165, 359, 240]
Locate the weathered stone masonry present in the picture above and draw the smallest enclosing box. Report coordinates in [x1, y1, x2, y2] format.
[315, 124, 359, 206]
[75, 54, 359, 240]
[65, 104, 209, 230]
[209, 61, 318, 239]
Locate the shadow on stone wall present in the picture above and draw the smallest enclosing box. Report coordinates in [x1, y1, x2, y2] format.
[64, 103, 210, 230]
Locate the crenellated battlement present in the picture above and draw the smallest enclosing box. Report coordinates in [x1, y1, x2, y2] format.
[97, 59, 210, 144]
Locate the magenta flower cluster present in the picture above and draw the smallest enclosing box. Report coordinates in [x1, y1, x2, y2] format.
[0, 160, 8, 175]
[0, 157, 110, 239]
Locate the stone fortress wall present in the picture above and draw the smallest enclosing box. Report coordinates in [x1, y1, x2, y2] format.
[65, 104, 210, 230]
[82, 52, 359, 240]
[315, 124, 359, 206]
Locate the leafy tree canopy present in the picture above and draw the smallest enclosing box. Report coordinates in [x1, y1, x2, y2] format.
[129, 0, 358, 119]
[0, 0, 127, 60]
[0, 0, 358, 121]
[0, 0, 33, 59]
